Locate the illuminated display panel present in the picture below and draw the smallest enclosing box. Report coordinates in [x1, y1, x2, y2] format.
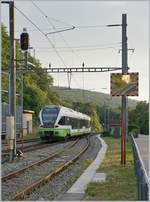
[111, 73, 139, 96]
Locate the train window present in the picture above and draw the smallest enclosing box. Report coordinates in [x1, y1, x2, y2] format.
[73, 118, 78, 129]
[69, 118, 78, 129]
[42, 107, 59, 127]
[58, 116, 65, 125]
[65, 117, 70, 125]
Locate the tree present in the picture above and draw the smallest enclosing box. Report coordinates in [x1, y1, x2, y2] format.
[129, 101, 149, 135]
[1, 24, 62, 119]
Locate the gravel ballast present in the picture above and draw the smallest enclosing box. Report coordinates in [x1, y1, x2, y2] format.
[2, 141, 73, 176]
[26, 135, 101, 201]
[2, 138, 88, 201]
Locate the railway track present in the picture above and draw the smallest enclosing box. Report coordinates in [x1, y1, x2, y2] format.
[2, 137, 40, 146]
[2, 138, 41, 152]
[2, 137, 80, 164]
[2, 137, 77, 154]
[2, 139, 78, 181]
[2, 142, 50, 164]
[2, 136, 90, 201]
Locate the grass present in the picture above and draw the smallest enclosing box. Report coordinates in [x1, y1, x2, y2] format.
[85, 136, 138, 201]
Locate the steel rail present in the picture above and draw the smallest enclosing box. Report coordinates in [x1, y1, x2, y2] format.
[2, 142, 50, 154]
[11, 136, 90, 201]
[2, 139, 79, 182]
[2, 141, 54, 154]
[2, 138, 40, 145]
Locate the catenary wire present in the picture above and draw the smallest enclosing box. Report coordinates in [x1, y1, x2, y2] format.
[31, 1, 84, 63]
[31, 1, 86, 89]
[31, 1, 75, 28]
[35, 45, 121, 53]
[15, 6, 68, 68]
[33, 41, 122, 50]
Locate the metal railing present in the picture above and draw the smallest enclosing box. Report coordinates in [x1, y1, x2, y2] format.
[131, 135, 149, 200]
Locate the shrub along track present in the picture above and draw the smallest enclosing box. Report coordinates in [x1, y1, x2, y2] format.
[2, 136, 90, 201]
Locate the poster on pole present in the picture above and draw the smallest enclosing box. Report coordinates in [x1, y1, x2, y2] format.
[111, 72, 139, 96]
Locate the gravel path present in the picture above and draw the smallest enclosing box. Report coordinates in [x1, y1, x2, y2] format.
[2, 138, 87, 201]
[26, 135, 101, 201]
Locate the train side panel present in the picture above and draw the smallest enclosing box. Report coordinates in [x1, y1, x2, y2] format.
[39, 127, 71, 140]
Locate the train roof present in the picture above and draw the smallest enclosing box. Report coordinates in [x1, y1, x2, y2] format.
[42, 105, 91, 121]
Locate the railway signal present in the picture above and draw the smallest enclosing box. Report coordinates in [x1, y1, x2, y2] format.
[20, 28, 29, 51]
[20, 28, 29, 69]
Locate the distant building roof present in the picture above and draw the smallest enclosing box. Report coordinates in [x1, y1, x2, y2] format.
[23, 110, 35, 114]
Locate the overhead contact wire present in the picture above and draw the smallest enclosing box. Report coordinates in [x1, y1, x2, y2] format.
[31, 1, 85, 89]
[15, 6, 68, 68]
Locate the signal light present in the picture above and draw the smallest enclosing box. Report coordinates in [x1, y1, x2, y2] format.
[20, 28, 29, 51]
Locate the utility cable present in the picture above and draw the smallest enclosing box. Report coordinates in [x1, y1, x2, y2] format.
[31, 1, 74, 28]
[32, 1, 76, 88]
[31, 1, 86, 89]
[34, 42, 121, 50]
[35, 45, 121, 53]
[31, 1, 87, 63]
[15, 6, 68, 68]
[75, 25, 108, 29]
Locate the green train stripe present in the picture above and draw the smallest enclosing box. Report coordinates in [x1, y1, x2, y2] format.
[39, 127, 90, 139]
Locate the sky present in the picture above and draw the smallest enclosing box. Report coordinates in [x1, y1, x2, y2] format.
[1, 1, 149, 101]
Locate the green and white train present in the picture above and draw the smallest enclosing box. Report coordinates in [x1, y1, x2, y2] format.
[38, 105, 91, 141]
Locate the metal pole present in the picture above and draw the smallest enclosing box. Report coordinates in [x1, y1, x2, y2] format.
[24, 51, 28, 69]
[121, 13, 128, 164]
[104, 102, 107, 131]
[9, 1, 16, 161]
[21, 73, 24, 151]
[19, 87, 23, 148]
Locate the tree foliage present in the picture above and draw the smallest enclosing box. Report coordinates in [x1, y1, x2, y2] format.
[2, 24, 102, 131]
[129, 101, 149, 135]
[1, 24, 62, 119]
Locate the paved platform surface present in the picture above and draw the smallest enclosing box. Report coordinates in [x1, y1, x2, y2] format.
[134, 134, 149, 175]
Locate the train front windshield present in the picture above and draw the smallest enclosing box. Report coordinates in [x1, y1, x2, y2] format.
[42, 107, 59, 127]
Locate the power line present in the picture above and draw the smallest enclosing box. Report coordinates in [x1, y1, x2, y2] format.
[31, 1, 85, 88]
[14, 6, 68, 68]
[14, 24, 113, 33]
[34, 42, 121, 49]
[35, 45, 121, 53]
[31, 1, 73, 88]
[31, 1, 74, 28]
[31, 1, 83, 63]
[75, 25, 107, 29]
